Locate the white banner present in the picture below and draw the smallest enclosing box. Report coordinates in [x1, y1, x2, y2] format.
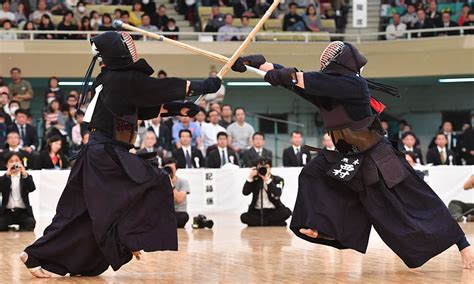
[352, 0, 368, 28]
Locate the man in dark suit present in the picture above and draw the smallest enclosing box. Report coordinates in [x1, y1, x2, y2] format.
[436, 12, 460, 36]
[428, 121, 459, 153]
[282, 131, 311, 167]
[240, 158, 292, 226]
[399, 131, 424, 164]
[136, 131, 164, 167]
[243, 132, 272, 167]
[147, 115, 172, 151]
[8, 109, 39, 153]
[206, 132, 239, 168]
[0, 152, 36, 231]
[412, 9, 435, 38]
[173, 129, 204, 169]
[427, 133, 457, 165]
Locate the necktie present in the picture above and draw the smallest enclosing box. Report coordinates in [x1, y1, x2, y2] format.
[20, 125, 25, 140]
[221, 150, 226, 166]
[296, 148, 302, 165]
[185, 149, 193, 168]
[440, 149, 446, 164]
[257, 150, 261, 157]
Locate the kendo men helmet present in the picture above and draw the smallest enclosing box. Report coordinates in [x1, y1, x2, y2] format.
[90, 31, 138, 69]
[319, 41, 368, 75]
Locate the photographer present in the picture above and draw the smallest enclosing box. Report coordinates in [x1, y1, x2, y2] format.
[0, 152, 36, 231]
[240, 158, 292, 227]
[163, 158, 190, 228]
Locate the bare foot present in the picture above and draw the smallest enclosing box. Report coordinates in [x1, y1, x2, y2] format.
[461, 246, 474, 269]
[299, 228, 319, 238]
[19, 252, 51, 278]
[132, 251, 142, 261]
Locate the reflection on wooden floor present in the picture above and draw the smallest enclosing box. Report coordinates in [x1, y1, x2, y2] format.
[1, 215, 474, 283]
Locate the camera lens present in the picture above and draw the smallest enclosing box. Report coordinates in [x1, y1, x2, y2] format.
[257, 166, 267, 176]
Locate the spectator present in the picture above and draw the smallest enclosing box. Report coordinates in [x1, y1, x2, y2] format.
[0, 131, 33, 169]
[240, 158, 292, 226]
[89, 10, 101, 30]
[413, 9, 435, 38]
[71, 109, 86, 146]
[8, 68, 34, 111]
[7, 100, 20, 122]
[172, 129, 204, 168]
[283, 2, 305, 31]
[206, 132, 239, 168]
[147, 115, 172, 151]
[321, 133, 335, 150]
[78, 16, 93, 38]
[44, 99, 66, 130]
[426, 133, 456, 165]
[113, 8, 122, 21]
[227, 107, 254, 155]
[65, 94, 78, 109]
[463, 11, 474, 35]
[201, 109, 226, 152]
[57, 10, 78, 40]
[399, 132, 423, 164]
[156, 4, 169, 30]
[0, 20, 17, 40]
[120, 10, 132, 26]
[129, 1, 143, 27]
[429, 121, 458, 152]
[385, 13, 407, 40]
[157, 69, 167, 78]
[29, 0, 52, 25]
[195, 108, 206, 128]
[8, 109, 38, 154]
[282, 131, 311, 167]
[0, 152, 36, 232]
[0, 0, 15, 25]
[426, 0, 441, 26]
[401, 3, 417, 29]
[142, 0, 158, 26]
[205, 6, 225, 32]
[0, 91, 12, 125]
[436, 11, 459, 36]
[163, 157, 191, 228]
[209, 101, 222, 115]
[218, 104, 233, 128]
[163, 18, 179, 40]
[73, 1, 87, 28]
[140, 13, 158, 34]
[239, 16, 252, 36]
[303, 4, 321, 32]
[217, 14, 240, 41]
[243, 132, 272, 167]
[39, 135, 69, 169]
[98, 13, 115, 31]
[37, 14, 56, 39]
[172, 116, 201, 148]
[136, 131, 164, 166]
[43, 76, 64, 105]
[18, 20, 35, 39]
[458, 4, 470, 27]
[14, 1, 28, 25]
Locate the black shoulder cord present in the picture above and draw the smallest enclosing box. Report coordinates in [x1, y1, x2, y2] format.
[77, 55, 99, 109]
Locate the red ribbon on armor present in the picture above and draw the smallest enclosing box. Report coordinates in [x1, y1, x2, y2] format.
[370, 97, 385, 114]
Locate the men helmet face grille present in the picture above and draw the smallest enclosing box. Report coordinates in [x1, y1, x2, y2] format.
[120, 32, 138, 63]
[320, 41, 345, 71]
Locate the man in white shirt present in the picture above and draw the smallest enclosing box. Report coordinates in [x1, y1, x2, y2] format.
[227, 107, 254, 155]
[0, 152, 36, 231]
[0, 0, 15, 24]
[386, 13, 407, 40]
[399, 132, 423, 164]
[200, 110, 226, 152]
[205, 132, 239, 168]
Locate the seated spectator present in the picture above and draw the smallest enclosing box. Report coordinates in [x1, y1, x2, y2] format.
[8, 109, 39, 154]
[201, 110, 226, 152]
[142, 0, 158, 26]
[44, 99, 66, 130]
[7, 100, 20, 122]
[413, 9, 435, 38]
[8, 67, 33, 111]
[458, 4, 470, 27]
[173, 129, 204, 169]
[426, 0, 441, 26]
[321, 133, 335, 150]
[253, 0, 271, 19]
[385, 13, 407, 40]
[227, 107, 254, 155]
[429, 121, 458, 151]
[78, 16, 93, 38]
[426, 133, 456, 165]
[240, 158, 292, 226]
[0, 0, 15, 25]
[129, 1, 144, 27]
[239, 16, 252, 37]
[18, 21, 35, 39]
[217, 14, 240, 41]
[147, 115, 172, 152]
[399, 131, 423, 164]
[113, 8, 122, 21]
[156, 4, 169, 30]
[140, 13, 158, 34]
[463, 11, 474, 35]
[0, 20, 17, 40]
[0, 152, 36, 232]
[163, 157, 191, 228]
[36, 14, 56, 39]
[205, 6, 225, 32]
[218, 104, 233, 128]
[121, 10, 132, 26]
[163, 18, 179, 40]
[303, 4, 321, 32]
[194, 108, 206, 128]
[172, 116, 201, 148]
[283, 2, 305, 31]
[243, 132, 272, 167]
[14, 1, 28, 25]
[73, 1, 87, 28]
[282, 131, 311, 167]
[401, 3, 417, 29]
[206, 132, 239, 168]
[39, 135, 69, 169]
[137, 131, 164, 166]
[437, 11, 459, 36]
[1, 131, 36, 169]
[89, 10, 101, 30]
[57, 10, 78, 40]
[0, 92, 12, 126]
[209, 102, 222, 115]
[98, 13, 115, 31]
[71, 110, 86, 146]
[44, 76, 64, 105]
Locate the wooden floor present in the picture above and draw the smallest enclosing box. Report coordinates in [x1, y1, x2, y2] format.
[2, 215, 474, 283]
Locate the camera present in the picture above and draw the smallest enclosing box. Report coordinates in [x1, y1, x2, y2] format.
[192, 214, 214, 229]
[257, 164, 267, 176]
[12, 164, 20, 170]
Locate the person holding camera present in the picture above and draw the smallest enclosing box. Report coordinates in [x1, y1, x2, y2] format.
[163, 158, 191, 228]
[240, 158, 292, 226]
[0, 152, 36, 231]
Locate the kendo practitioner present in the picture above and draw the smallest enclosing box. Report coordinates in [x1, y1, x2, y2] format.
[231, 41, 474, 269]
[20, 31, 221, 278]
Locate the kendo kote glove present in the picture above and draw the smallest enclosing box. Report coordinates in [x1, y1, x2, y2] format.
[231, 55, 267, 73]
[264, 68, 299, 88]
[188, 77, 222, 96]
[161, 101, 200, 117]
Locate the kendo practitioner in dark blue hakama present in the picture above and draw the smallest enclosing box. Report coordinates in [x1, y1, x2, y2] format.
[20, 31, 221, 278]
[232, 41, 474, 269]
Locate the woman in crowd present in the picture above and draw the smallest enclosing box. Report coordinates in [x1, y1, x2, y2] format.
[18, 21, 35, 39]
[129, 1, 144, 27]
[57, 11, 78, 40]
[8, 101, 21, 122]
[39, 135, 69, 170]
[37, 14, 56, 40]
[78, 16, 94, 39]
[44, 99, 66, 131]
[98, 13, 115, 31]
[14, 2, 29, 26]
[44, 77, 64, 104]
[303, 4, 321, 32]
[89, 10, 101, 30]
